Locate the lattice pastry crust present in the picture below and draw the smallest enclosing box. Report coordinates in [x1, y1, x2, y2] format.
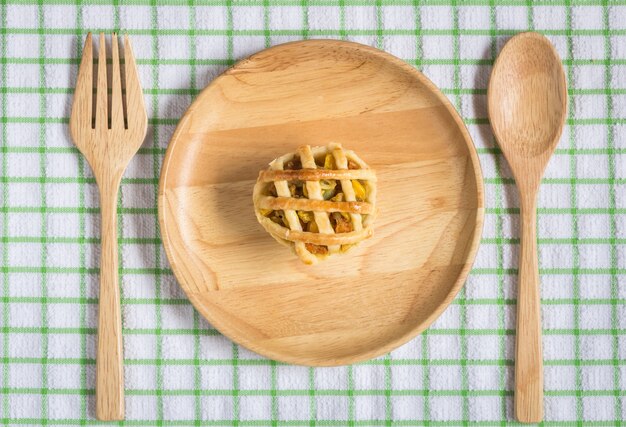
[253, 143, 377, 264]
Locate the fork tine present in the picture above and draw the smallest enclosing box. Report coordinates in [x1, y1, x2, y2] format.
[70, 33, 93, 135]
[110, 34, 124, 131]
[123, 35, 147, 131]
[95, 33, 108, 130]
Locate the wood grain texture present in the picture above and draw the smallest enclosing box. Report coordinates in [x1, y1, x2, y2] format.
[69, 33, 147, 421]
[158, 40, 484, 366]
[488, 32, 568, 423]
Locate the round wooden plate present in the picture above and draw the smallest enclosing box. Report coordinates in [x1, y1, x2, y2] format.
[158, 40, 484, 366]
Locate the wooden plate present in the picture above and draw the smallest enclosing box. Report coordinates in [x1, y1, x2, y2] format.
[158, 40, 484, 366]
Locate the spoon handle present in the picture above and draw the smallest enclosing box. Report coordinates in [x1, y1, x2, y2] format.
[515, 192, 544, 423]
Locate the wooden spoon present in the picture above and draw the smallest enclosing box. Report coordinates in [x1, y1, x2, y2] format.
[487, 32, 567, 423]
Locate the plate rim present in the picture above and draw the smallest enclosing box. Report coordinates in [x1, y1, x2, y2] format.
[158, 39, 485, 366]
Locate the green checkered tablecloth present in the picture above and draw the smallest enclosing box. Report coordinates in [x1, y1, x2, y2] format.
[1, 1, 626, 425]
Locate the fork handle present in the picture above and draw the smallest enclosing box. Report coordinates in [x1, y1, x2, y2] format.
[96, 176, 125, 421]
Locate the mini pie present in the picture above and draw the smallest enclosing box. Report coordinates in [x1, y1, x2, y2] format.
[253, 143, 377, 265]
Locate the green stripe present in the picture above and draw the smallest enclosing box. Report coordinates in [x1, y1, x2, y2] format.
[451, 4, 470, 425]
[37, 1, 49, 423]
[0, 266, 171, 274]
[0, 420, 622, 427]
[5, 26, 626, 37]
[0, 326, 626, 338]
[603, 2, 622, 424]
[1, 0, 9, 423]
[5, 386, 626, 398]
[263, 0, 270, 48]
[73, 3, 88, 425]
[5, 53, 626, 68]
[384, 354, 391, 425]
[271, 360, 278, 426]
[0, 176, 162, 184]
[188, 3, 202, 425]
[148, 2, 164, 425]
[308, 368, 316, 426]
[0, 206, 158, 214]
[422, 333, 430, 425]
[565, 3, 584, 425]
[0, 420, 621, 427]
[301, 0, 309, 40]
[6, 295, 625, 306]
[487, 2, 508, 424]
[5, 266, 626, 275]
[484, 207, 626, 215]
[0, 117, 179, 125]
[347, 365, 355, 426]
[339, 0, 346, 40]
[193, 305, 201, 426]
[233, 343, 240, 426]
[0, 0, 622, 5]
[484, 177, 626, 184]
[0, 146, 166, 155]
[0, 296, 182, 304]
[413, 0, 422, 71]
[375, 0, 383, 49]
[0, 237, 162, 244]
[4, 356, 626, 367]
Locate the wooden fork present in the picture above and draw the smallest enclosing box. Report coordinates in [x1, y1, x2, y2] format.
[70, 33, 147, 421]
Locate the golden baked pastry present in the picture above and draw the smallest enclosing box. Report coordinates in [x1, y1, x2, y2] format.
[253, 143, 377, 264]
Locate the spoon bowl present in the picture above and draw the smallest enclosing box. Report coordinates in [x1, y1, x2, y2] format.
[488, 32, 567, 423]
[489, 32, 567, 185]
